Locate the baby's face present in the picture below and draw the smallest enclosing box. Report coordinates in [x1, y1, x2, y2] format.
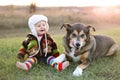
[35, 21, 47, 36]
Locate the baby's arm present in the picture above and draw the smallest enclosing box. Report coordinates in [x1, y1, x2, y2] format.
[17, 40, 28, 60]
[17, 34, 39, 60]
[48, 35, 60, 57]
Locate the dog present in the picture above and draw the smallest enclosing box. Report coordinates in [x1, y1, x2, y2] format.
[55, 23, 119, 76]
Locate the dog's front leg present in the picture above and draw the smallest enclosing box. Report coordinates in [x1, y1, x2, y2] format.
[73, 52, 90, 76]
[73, 59, 90, 76]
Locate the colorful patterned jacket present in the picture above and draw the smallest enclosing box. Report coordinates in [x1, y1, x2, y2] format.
[17, 33, 60, 60]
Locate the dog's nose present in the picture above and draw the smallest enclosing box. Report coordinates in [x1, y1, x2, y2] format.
[75, 43, 80, 47]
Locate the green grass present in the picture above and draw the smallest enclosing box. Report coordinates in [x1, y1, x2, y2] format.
[0, 28, 120, 80]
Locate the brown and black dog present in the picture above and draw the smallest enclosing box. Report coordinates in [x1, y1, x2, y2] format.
[56, 23, 119, 76]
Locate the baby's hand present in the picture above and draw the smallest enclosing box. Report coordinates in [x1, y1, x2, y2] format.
[43, 48, 52, 53]
[17, 53, 24, 60]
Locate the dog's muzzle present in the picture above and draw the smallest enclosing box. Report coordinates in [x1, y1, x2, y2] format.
[75, 42, 80, 47]
[74, 41, 81, 52]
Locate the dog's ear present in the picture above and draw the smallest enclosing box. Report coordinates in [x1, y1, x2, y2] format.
[60, 23, 72, 30]
[86, 25, 95, 41]
[86, 25, 95, 35]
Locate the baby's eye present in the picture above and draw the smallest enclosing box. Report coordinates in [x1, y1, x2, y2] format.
[43, 24, 46, 26]
[38, 26, 41, 27]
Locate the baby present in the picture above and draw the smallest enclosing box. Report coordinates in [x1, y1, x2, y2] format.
[16, 14, 69, 71]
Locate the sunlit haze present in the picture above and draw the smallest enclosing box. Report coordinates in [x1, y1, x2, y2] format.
[0, 0, 120, 7]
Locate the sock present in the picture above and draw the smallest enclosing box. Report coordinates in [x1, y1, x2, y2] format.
[24, 57, 37, 70]
[16, 57, 37, 70]
[54, 54, 66, 63]
[47, 56, 63, 71]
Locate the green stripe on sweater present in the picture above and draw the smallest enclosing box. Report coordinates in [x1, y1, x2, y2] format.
[53, 49, 59, 54]
[20, 45, 25, 49]
[28, 40, 37, 49]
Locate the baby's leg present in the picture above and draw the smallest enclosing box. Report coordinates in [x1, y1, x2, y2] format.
[16, 57, 37, 70]
[47, 56, 69, 71]
[54, 54, 66, 63]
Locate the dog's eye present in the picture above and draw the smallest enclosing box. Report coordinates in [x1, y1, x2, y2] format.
[81, 34, 85, 38]
[72, 33, 77, 37]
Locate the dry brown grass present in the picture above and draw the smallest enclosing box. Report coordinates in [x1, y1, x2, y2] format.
[0, 6, 120, 38]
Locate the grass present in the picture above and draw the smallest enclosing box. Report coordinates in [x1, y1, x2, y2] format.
[0, 28, 120, 80]
[0, 6, 120, 80]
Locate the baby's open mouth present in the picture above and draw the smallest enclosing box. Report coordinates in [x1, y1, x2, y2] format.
[40, 30, 44, 32]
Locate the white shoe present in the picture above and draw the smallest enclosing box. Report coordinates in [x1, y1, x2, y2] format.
[54, 54, 66, 63]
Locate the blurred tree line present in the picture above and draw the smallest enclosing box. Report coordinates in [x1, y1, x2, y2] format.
[29, 2, 36, 13]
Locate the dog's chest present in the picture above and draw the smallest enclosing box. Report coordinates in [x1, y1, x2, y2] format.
[69, 48, 81, 62]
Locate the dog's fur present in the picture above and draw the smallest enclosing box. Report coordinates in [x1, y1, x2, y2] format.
[59, 23, 119, 76]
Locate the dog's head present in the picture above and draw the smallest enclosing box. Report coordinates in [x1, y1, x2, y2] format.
[61, 23, 95, 52]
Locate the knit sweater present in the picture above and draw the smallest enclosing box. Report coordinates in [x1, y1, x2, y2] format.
[17, 33, 60, 60]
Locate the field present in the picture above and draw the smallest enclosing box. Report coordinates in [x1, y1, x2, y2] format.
[0, 6, 120, 80]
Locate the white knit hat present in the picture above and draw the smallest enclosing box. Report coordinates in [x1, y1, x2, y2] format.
[28, 14, 49, 38]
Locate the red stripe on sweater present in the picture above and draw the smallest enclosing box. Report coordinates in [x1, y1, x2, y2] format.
[19, 48, 26, 53]
[52, 52, 59, 58]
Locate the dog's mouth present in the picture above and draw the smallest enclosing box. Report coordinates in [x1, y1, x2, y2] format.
[74, 46, 81, 57]
[70, 41, 81, 52]
[74, 42, 81, 52]
[74, 47, 81, 57]
[75, 46, 81, 52]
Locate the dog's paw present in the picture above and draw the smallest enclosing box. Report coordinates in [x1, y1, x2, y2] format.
[54, 54, 66, 63]
[73, 66, 83, 76]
